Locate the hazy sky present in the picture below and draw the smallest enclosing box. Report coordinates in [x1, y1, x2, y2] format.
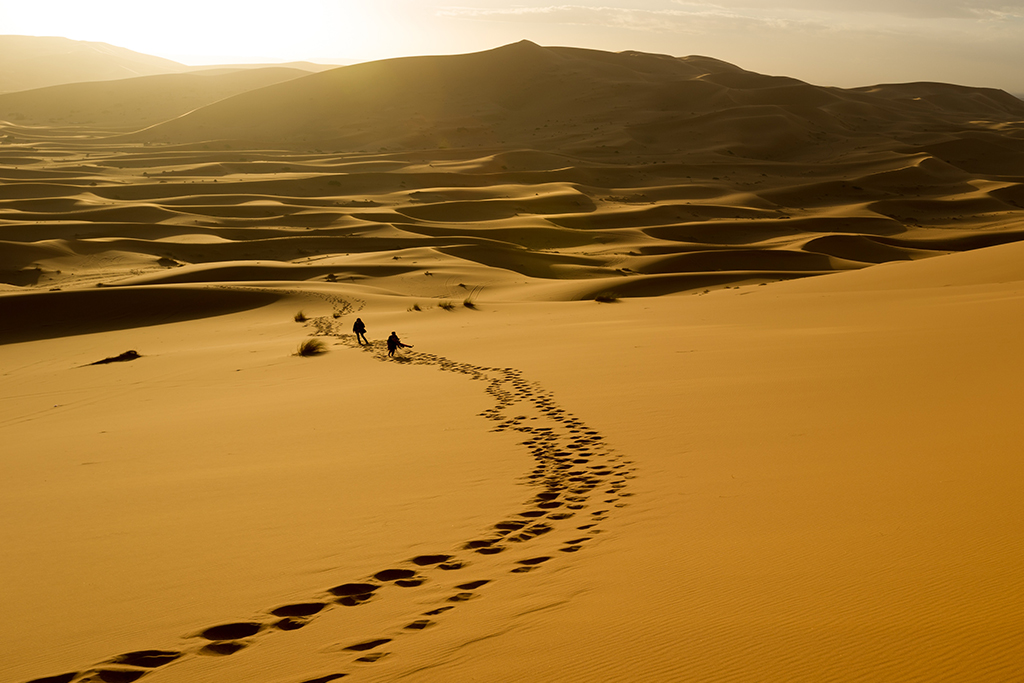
[2, 0, 1023, 91]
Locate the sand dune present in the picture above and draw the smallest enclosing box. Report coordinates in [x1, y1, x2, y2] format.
[0, 36, 334, 97]
[3, 40, 1024, 683]
[123, 42, 1024, 158]
[0, 68, 311, 130]
[0, 286, 280, 344]
[0, 35, 187, 93]
[0, 43, 1021, 297]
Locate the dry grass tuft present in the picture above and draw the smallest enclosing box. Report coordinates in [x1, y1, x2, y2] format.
[294, 310, 307, 322]
[463, 285, 483, 309]
[296, 338, 327, 356]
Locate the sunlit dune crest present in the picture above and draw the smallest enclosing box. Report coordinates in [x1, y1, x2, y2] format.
[2, 38, 1024, 683]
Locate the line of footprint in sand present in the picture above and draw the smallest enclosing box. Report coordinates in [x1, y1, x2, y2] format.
[27, 330, 634, 683]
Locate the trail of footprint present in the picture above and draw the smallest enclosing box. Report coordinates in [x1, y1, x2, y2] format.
[24, 329, 634, 683]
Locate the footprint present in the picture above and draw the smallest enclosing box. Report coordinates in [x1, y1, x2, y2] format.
[517, 524, 553, 540]
[108, 651, 181, 668]
[344, 639, 391, 652]
[199, 642, 246, 656]
[300, 675, 347, 683]
[422, 605, 455, 616]
[438, 561, 465, 570]
[200, 622, 262, 640]
[271, 603, 326, 618]
[405, 619, 434, 630]
[476, 546, 504, 555]
[411, 554, 451, 566]
[355, 652, 387, 663]
[395, 578, 425, 587]
[329, 583, 378, 606]
[274, 618, 307, 631]
[374, 568, 417, 582]
[455, 579, 490, 590]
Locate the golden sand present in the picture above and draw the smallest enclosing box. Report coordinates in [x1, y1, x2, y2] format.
[2, 41, 1024, 683]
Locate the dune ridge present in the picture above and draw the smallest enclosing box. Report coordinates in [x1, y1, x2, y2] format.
[0, 68, 311, 130]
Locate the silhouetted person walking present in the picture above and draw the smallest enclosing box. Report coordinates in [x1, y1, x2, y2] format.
[387, 331, 411, 357]
[353, 318, 368, 345]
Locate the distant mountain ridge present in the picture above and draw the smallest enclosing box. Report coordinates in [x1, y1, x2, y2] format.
[0, 35, 335, 94]
[121, 40, 1024, 173]
[0, 35, 188, 92]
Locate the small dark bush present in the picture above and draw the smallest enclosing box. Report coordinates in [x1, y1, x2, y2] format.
[296, 338, 327, 356]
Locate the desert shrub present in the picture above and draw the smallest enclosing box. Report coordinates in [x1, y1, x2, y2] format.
[438, 301, 455, 311]
[296, 338, 327, 356]
[409, 303, 422, 312]
[594, 292, 620, 303]
[462, 285, 482, 309]
[294, 310, 307, 322]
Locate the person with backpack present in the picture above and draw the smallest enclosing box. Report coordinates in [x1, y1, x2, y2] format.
[387, 331, 411, 357]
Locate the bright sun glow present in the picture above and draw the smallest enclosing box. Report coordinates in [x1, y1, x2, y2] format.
[1, 0, 400, 64]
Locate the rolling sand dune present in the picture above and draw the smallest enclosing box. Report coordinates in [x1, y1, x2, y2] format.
[2, 41, 1024, 683]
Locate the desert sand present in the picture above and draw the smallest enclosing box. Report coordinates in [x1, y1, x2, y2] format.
[2, 41, 1024, 683]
